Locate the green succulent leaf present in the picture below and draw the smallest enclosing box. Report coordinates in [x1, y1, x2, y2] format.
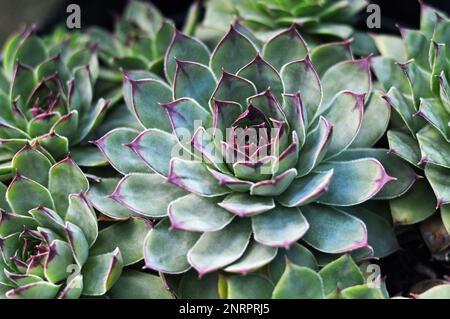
[262, 25, 308, 71]
[6, 281, 61, 299]
[187, 218, 252, 276]
[315, 158, 393, 206]
[389, 179, 437, 225]
[219, 193, 275, 217]
[302, 204, 367, 254]
[90, 218, 149, 266]
[210, 25, 257, 77]
[174, 60, 216, 110]
[321, 57, 371, 111]
[65, 193, 98, 246]
[318, 254, 365, 296]
[81, 248, 123, 296]
[107, 270, 173, 299]
[425, 164, 450, 204]
[272, 263, 324, 299]
[168, 194, 234, 232]
[165, 30, 210, 83]
[144, 218, 201, 274]
[123, 77, 172, 131]
[387, 130, 421, 167]
[237, 54, 284, 101]
[226, 274, 274, 299]
[6, 174, 55, 215]
[86, 178, 135, 220]
[224, 240, 277, 274]
[48, 156, 89, 216]
[111, 173, 187, 217]
[268, 243, 318, 283]
[94, 128, 151, 175]
[167, 158, 230, 197]
[11, 144, 52, 186]
[252, 206, 309, 248]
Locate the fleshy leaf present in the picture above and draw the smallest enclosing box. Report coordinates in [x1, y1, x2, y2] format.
[167, 158, 230, 197]
[237, 54, 284, 101]
[351, 91, 391, 148]
[315, 158, 394, 206]
[272, 263, 324, 299]
[387, 130, 421, 167]
[250, 168, 297, 196]
[323, 91, 365, 159]
[187, 218, 252, 276]
[162, 98, 212, 139]
[11, 144, 52, 186]
[262, 25, 308, 70]
[165, 29, 210, 83]
[321, 57, 371, 110]
[268, 244, 318, 283]
[111, 173, 187, 217]
[302, 204, 367, 254]
[278, 170, 333, 207]
[168, 194, 234, 232]
[174, 60, 216, 110]
[81, 248, 123, 296]
[107, 270, 173, 299]
[281, 57, 322, 122]
[48, 156, 89, 215]
[86, 178, 135, 220]
[417, 126, 450, 168]
[296, 116, 333, 177]
[252, 206, 309, 248]
[144, 218, 200, 274]
[333, 148, 418, 199]
[211, 71, 256, 108]
[6, 281, 61, 299]
[6, 173, 55, 215]
[123, 77, 172, 131]
[65, 193, 98, 246]
[425, 164, 450, 205]
[224, 240, 277, 274]
[90, 218, 149, 266]
[226, 274, 274, 299]
[319, 254, 365, 296]
[93, 128, 151, 175]
[127, 128, 179, 176]
[210, 25, 257, 77]
[389, 179, 437, 225]
[218, 193, 275, 217]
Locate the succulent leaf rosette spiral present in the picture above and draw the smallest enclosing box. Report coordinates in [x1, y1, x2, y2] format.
[199, 0, 368, 46]
[92, 24, 408, 282]
[87, 1, 174, 77]
[0, 26, 119, 181]
[371, 2, 450, 238]
[0, 143, 159, 299]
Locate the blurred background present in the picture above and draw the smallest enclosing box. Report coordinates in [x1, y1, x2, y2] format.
[0, 0, 449, 45]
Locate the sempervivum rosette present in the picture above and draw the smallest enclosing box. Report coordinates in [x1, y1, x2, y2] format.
[0, 143, 156, 299]
[371, 2, 450, 251]
[199, 0, 368, 43]
[92, 25, 409, 286]
[0, 26, 113, 181]
[87, 1, 174, 77]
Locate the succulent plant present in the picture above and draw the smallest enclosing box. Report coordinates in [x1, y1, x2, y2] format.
[90, 23, 413, 286]
[0, 143, 168, 299]
[0, 26, 119, 180]
[198, 0, 368, 46]
[164, 246, 390, 299]
[371, 2, 450, 240]
[87, 1, 174, 78]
